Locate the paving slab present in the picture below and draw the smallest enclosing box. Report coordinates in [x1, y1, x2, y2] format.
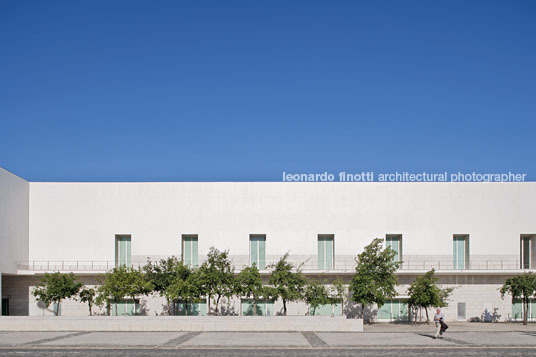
[445, 331, 536, 346]
[317, 332, 456, 346]
[41, 332, 182, 346]
[0, 332, 75, 346]
[182, 332, 310, 347]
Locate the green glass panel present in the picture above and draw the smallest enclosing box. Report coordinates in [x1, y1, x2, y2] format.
[242, 299, 253, 316]
[378, 300, 392, 319]
[399, 302, 408, 321]
[332, 302, 342, 316]
[126, 238, 131, 267]
[184, 238, 191, 266]
[112, 300, 137, 316]
[199, 301, 207, 316]
[326, 238, 333, 270]
[513, 299, 523, 320]
[259, 239, 266, 269]
[192, 238, 198, 267]
[318, 237, 325, 270]
[458, 238, 465, 269]
[454, 237, 466, 269]
[116, 237, 131, 267]
[250, 239, 258, 267]
[392, 300, 400, 319]
[523, 238, 531, 269]
[120, 239, 126, 266]
[387, 237, 400, 262]
[265, 301, 274, 316]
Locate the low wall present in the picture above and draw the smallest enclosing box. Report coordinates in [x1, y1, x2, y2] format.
[0, 316, 363, 332]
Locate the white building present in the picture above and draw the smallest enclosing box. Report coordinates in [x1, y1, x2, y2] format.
[1, 166, 535, 321]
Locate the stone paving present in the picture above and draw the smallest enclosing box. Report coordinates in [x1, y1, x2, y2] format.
[1, 329, 536, 351]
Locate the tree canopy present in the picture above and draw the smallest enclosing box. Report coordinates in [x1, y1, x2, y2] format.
[197, 247, 236, 314]
[500, 273, 536, 325]
[236, 264, 264, 315]
[96, 265, 153, 315]
[268, 253, 306, 315]
[304, 280, 330, 316]
[349, 238, 401, 321]
[407, 269, 453, 323]
[32, 272, 82, 316]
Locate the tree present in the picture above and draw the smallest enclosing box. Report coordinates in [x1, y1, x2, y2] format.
[33, 272, 82, 316]
[407, 269, 454, 323]
[165, 268, 204, 315]
[78, 287, 97, 316]
[349, 238, 401, 322]
[330, 278, 347, 314]
[197, 247, 236, 314]
[124, 267, 153, 304]
[500, 273, 536, 325]
[144, 256, 191, 314]
[304, 280, 330, 316]
[236, 264, 263, 316]
[268, 253, 306, 315]
[96, 265, 153, 315]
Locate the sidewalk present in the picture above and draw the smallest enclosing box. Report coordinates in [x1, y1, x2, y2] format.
[1, 328, 536, 349]
[364, 321, 536, 332]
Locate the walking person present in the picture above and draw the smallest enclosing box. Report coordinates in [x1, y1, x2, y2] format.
[434, 308, 445, 339]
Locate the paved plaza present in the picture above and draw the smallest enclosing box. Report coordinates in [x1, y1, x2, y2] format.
[1, 324, 536, 355]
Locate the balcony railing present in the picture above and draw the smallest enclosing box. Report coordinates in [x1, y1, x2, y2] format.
[16, 259, 524, 273]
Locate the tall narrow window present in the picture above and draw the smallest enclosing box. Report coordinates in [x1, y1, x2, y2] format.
[318, 234, 334, 270]
[453, 235, 469, 269]
[249, 235, 266, 269]
[182, 235, 198, 267]
[457, 302, 466, 321]
[521, 235, 536, 269]
[386, 234, 402, 262]
[115, 235, 131, 267]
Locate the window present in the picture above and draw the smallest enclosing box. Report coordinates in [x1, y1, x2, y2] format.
[249, 235, 266, 269]
[453, 235, 469, 269]
[182, 235, 198, 267]
[512, 299, 536, 322]
[111, 299, 139, 316]
[377, 299, 409, 321]
[241, 299, 274, 316]
[457, 302, 466, 321]
[318, 234, 334, 270]
[521, 235, 536, 269]
[309, 301, 342, 316]
[172, 299, 207, 316]
[115, 235, 131, 267]
[386, 234, 402, 262]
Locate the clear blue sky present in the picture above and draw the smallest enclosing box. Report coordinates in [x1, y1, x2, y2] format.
[1, 0, 535, 181]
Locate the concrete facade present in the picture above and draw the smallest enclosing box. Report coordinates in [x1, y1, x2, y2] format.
[1, 166, 536, 323]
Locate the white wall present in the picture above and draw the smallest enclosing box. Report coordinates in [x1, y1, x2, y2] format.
[0, 167, 29, 274]
[28, 182, 536, 262]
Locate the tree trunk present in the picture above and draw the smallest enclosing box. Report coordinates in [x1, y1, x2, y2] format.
[216, 295, 221, 315]
[425, 307, 429, 323]
[361, 303, 365, 321]
[283, 299, 287, 316]
[524, 298, 528, 325]
[89, 303, 93, 316]
[55, 301, 60, 316]
[208, 294, 211, 314]
[253, 295, 257, 316]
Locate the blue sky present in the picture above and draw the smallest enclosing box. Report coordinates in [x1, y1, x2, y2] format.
[1, 0, 535, 181]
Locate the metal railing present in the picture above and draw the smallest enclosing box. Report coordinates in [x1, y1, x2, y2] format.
[16, 258, 524, 273]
